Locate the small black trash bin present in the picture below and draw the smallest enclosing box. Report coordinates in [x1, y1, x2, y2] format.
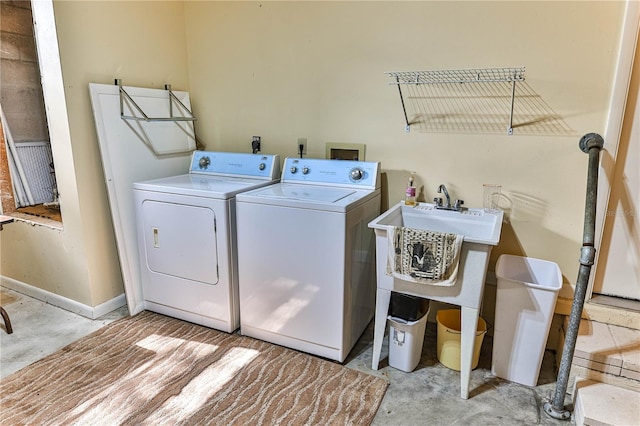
[390, 292, 429, 321]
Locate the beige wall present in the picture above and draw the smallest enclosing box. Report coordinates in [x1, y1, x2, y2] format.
[1, 1, 190, 308]
[184, 1, 626, 295]
[52, 0, 190, 306]
[0, 1, 631, 310]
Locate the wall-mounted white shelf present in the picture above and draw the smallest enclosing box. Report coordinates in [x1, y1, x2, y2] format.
[386, 67, 527, 135]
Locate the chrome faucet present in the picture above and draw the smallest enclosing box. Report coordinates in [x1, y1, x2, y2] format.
[433, 184, 464, 211]
[438, 184, 451, 208]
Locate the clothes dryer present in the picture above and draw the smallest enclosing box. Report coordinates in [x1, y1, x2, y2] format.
[236, 157, 381, 361]
[133, 151, 280, 332]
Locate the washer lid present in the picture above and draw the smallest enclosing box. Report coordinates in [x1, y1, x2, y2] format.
[251, 184, 356, 203]
[133, 173, 278, 199]
[237, 182, 379, 212]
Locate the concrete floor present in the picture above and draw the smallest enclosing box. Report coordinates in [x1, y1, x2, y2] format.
[1, 287, 574, 425]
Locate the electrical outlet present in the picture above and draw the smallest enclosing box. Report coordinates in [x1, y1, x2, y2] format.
[252, 136, 261, 153]
[297, 137, 307, 156]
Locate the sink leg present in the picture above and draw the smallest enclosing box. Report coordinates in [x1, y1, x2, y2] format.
[460, 306, 479, 399]
[372, 288, 391, 370]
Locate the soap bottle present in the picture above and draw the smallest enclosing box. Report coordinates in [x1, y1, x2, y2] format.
[404, 173, 416, 206]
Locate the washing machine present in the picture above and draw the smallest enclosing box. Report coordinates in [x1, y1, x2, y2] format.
[133, 151, 280, 332]
[236, 157, 381, 362]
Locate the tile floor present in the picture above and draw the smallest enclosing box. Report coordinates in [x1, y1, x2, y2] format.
[1, 287, 573, 425]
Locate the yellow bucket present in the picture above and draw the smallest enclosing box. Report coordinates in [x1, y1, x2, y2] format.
[436, 309, 487, 371]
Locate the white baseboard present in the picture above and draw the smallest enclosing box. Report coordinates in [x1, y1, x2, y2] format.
[0, 275, 126, 319]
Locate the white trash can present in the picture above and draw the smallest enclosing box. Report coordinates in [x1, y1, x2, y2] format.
[388, 304, 430, 373]
[492, 254, 562, 386]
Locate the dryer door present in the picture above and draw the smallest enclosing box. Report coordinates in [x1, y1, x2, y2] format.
[141, 200, 219, 285]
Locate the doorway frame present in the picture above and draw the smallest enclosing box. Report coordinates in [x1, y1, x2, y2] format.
[590, 0, 640, 301]
[30, 0, 73, 227]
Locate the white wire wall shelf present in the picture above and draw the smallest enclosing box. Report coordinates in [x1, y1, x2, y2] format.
[386, 67, 573, 136]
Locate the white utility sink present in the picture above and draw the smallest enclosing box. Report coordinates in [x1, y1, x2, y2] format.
[368, 201, 504, 400]
[369, 202, 503, 245]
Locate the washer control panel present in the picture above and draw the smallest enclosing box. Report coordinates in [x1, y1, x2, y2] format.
[282, 158, 380, 188]
[189, 151, 280, 179]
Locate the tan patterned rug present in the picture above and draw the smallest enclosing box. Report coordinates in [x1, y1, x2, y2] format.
[0, 311, 388, 425]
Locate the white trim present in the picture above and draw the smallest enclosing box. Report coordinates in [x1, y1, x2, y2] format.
[1, 276, 126, 319]
[589, 0, 640, 299]
[30, 0, 75, 223]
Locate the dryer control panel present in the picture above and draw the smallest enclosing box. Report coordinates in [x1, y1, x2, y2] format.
[189, 151, 280, 180]
[282, 158, 380, 189]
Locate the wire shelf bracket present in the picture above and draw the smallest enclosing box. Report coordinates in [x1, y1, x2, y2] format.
[116, 79, 196, 123]
[386, 67, 526, 134]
